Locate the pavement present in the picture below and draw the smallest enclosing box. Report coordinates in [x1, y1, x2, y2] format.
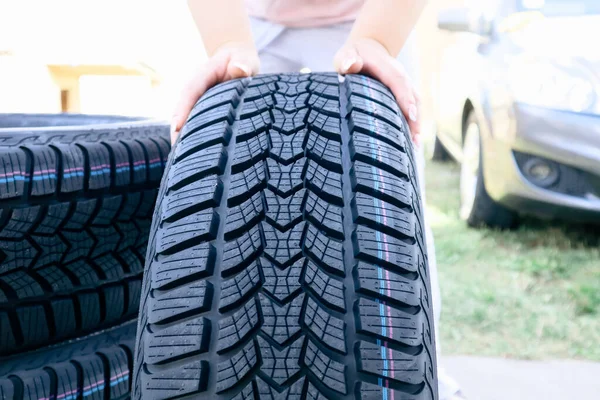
[443, 356, 600, 400]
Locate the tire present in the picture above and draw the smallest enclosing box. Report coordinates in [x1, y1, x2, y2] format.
[0, 114, 170, 356]
[0, 320, 136, 400]
[430, 134, 450, 162]
[133, 74, 438, 399]
[460, 112, 516, 229]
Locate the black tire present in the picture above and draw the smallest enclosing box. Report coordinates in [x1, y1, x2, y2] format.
[0, 320, 136, 400]
[462, 112, 517, 229]
[0, 114, 170, 356]
[431, 134, 450, 162]
[133, 74, 438, 399]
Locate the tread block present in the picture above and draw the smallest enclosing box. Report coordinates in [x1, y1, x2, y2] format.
[306, 130, 342, 173]
[219, 261, 262, 312]
[303, 298, 346, 353]
[183, 104, 235, 139]
[85, 142, 112, 190]
[228, 161, 267, 206]
[29, 145, 58, 196]
[304, 340, 346, 395]
[260, 293, 304, 346]
[351, 133, 409, 179]
[308, 81, 339, 99]
[261, 257, 303, 303]
[156, 209, 218, 255]
[304, 191, 343, 239]
[357, 341, 427, 388]
[216, 340, 258, 394]
[225, 190, 264, 240]
[265, 188, 305, 231]
[142, 360, 208, 399]
[306, 109, 341, 140]
[347, 108, 408, 153]
[218, 299, 260, 354]
[53, 143, 86, 193]
[272, 109, 308, 134]
[0, 148, 28, 199]
[222, 225, 263, 276]
[353, 192, 415, 240]
[269, 130, 305, 165]
[257, 336, 303, 385]
[266, 158, 305, 197]
[263, 222, 304, 268]
[274, 92, 308, 112]
[357, 297, 422, 348]
[354, 225, 417, 276]
[308, 93, 340, 117]
[355, 262, 420, 308]
[305, 160, 343, 206]
[255, 376, 307, 399]
[303, 261, 345, 312]
[162, 175, 222, 223]
[240, 94, 275, 119]
[151, 243, 216, 291]
[238, 111, 271, 141]
[176, 120, 231, 163]
[348, 94, 404, 133]
[353, 161, 413, 210]
[148, 281, 212, 325]
[232, 131, 269, 173]
[167, 144, 226, 191]
[145, 316, 210, 365]
[303, 224, 344, 277]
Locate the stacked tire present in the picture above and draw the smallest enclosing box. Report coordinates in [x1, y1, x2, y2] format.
[133, 73, 438, 399]
[0, 114, 170, 399]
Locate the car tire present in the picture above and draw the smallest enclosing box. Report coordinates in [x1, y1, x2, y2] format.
[431, 132, 450, 162]
[0, 114, 170, 356]
[460, 112, 517, 229]
[0, 320, 136, 400]
[133, 74, 438, 399]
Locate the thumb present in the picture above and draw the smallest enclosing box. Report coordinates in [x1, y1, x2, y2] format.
[334, 46, 364, 75]
[226, 51, 260, 80]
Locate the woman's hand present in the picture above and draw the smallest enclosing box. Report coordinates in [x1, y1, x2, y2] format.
[334, 38, 422, 145]
[170, 42, 260, 144]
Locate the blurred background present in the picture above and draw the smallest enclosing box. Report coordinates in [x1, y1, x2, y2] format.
[1, 1, 599, 398]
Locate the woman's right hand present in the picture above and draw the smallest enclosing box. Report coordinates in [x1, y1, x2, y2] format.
[170, 42, 260, 144]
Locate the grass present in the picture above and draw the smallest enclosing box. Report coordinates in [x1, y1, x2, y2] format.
[425, 159, 600, 361]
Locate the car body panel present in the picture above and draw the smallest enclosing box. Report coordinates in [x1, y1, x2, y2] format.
[435, 1, 600, 221]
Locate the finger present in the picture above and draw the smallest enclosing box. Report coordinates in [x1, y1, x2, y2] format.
[226, 51, 260, 80]
[334, 46, 364, 75]
[171, 64, 220, 144]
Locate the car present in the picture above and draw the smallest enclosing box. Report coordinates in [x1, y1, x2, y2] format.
[433, 0, 600, 228]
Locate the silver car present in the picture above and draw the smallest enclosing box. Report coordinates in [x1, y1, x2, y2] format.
[434, 0, 600, 228]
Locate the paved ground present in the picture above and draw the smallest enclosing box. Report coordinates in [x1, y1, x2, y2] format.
[443, 356, 600, 400]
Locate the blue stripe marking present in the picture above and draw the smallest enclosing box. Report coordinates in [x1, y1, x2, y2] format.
[0, 162, 162, 184]
[362, 75, 388, 400]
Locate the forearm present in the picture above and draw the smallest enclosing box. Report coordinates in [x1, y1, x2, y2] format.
[187, 0, 255, 55]
[349, 0, 427, 56]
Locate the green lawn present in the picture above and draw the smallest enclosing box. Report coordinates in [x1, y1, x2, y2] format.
[425, 160, 600, 361]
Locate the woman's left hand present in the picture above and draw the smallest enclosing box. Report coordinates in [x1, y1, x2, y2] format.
[334, 38, 421, 146]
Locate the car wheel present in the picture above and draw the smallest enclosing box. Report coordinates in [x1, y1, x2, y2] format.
[431, 131, 451, 161]
[133, 73, 439, 399]
[460, 112, 517, 228]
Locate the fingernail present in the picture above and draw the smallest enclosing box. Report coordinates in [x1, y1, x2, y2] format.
[409, 104, 418, 122]
[231, 62, 252, 76]
[341, 57, 358, 74]
[170, 121, 177, 135]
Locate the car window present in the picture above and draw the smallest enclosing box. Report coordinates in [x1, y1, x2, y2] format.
[520, 0, 600, 16]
